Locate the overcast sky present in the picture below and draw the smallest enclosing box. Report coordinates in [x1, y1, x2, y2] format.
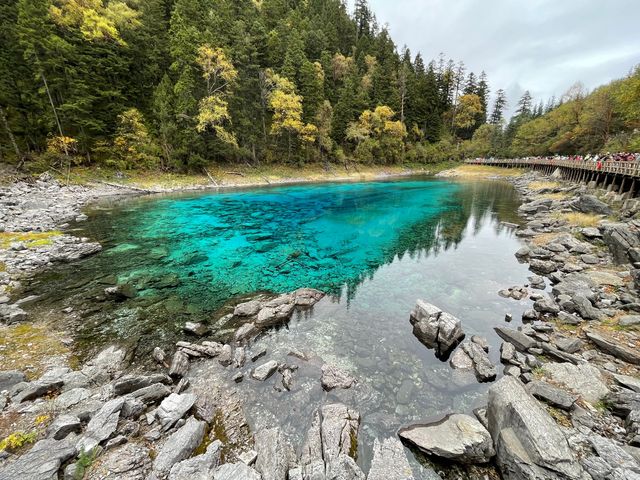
[360, 0, 640, 117]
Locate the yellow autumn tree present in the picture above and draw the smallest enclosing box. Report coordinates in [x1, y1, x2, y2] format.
[453, 94, 483, 130]
[266, 70, 317, 161]
[195, 45, 238, 148]
[346, 105, 407, 163]
[49, 0, 140, 45]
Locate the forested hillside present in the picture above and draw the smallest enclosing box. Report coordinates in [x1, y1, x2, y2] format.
[1, 0, 638, 172]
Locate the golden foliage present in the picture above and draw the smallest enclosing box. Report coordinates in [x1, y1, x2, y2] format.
[454, 94, 483, 130]
[46, 136, 77, 156]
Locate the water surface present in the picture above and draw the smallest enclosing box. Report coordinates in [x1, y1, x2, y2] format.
[25, 177, 533, 475]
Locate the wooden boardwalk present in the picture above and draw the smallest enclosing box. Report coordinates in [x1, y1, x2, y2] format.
[465, 158, 640, 196]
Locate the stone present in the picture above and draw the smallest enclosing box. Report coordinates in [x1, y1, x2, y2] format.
[0, 437, 76, 480]
[613, 374, 640, 393]
[10, 378, 63, 403]
[175, 378, 190, 393]
[500, 341, 516, 363]
[533, 297, 560, 314]
[494, 327, 538, 352]
[81, 346, 126, 385]
[292, 288, 325, 306]
[557, 311, 582, 325]
[620, 315, 640, 327]
[235, 323, 258, 343]
[214, 463, 261, 480]
[77, 397, 125, 453]
[398, 414, 495, 464]
[252, 360, 279, 381]
[168, 440, 222, 480]
[153, 416, 206, 475]
[156, 393, 197, 431]
[553, 336, 583, 354]
[254, 427, 296, 480]
[449, 347, 473, 370]
[526, 381, 578, 410]
[471, 335, 489, 352]
[234, 300, 262, 317]
[169, 350, 190, 379]
[325, 454, 365, 480]
[0, 370, 26, 392]
[218, 344, 233, 367]
[250, 347, 267, 362]
[104, 283, 136, 300]
[183, 321, 209, 337]
[239, 449, 258, 466]
[601, 222, 640, 264]
[301, 409, 323, 466]
[85, 442, 151, 480]
[581, 227, 602, 238]
[256, 301, 295, 327]
[127, 382, 171, 405]
[321, 403, 360, 464]
[487, 376, 583, 479]
[233, 346, 247, 368]
[572, 294, 603, 320]
[544, 362, 609, 404]
[409, 300, 464, 357]
[152, 347, 167, 365]
[113, 374, 170, 396]
[586, 331, 640, 365]
[529, 259, 557, 275]
[504, 365, 521, 377]
[321, 364, 356, 391]
[461, 341, 496, 382]
[570, 194, 612, 215]
[367, 437, 414, 480]
[48, 414, 82, 440]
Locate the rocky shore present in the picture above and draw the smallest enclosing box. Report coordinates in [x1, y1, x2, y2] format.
[1, 168, 640, 479]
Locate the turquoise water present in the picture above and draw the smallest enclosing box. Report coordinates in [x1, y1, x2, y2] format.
[25, 177, 533, 475]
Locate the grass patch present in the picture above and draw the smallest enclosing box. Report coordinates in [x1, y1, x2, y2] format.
[547, 406, 572, 427]
[532, 366, 548, 379]
[531, 233, 562, 246]
[0, 231, 62, 249]
[0, 261, 5, 272]
[529, 181, 561, 191]
[0, 323, 72, 378]
[553, 212, 602, 227]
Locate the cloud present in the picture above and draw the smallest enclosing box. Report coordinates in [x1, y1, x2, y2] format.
[363, 0, 640, 117]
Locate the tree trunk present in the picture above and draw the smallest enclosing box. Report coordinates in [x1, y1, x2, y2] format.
[0, 105, 22, 163]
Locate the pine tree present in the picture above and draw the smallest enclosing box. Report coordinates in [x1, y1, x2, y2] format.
[490, 89, 507, 125]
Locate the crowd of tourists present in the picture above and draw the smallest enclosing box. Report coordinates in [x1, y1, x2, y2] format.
[473, 152, 640, 166]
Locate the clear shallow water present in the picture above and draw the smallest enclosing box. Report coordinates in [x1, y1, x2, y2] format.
[25, 178, 533, 474]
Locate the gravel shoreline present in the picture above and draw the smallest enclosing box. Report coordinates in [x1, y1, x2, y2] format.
[1, 169, 640, 479]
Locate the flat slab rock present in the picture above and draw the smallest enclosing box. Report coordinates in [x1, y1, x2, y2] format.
[586, 331, 640, 365]
[544, 362, 609, 404]
[367, 437, 415, 480]
[409, 300, 464, 357]
[254, 427, 296, 480]
[215, 462, 262, 480]
[153, 416, 206, 475]
[488, 376, 584, 479]
[320, 403, 360, 464]
[398, 413, 495, 464]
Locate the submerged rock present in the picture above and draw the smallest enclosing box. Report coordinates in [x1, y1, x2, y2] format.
[321, 364, 356, 391]
[409, 300, 464, 358]
[252, 360, 279, 381]
[399, 414, 495, 464]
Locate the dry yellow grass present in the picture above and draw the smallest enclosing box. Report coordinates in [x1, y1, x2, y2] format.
[537, 192, 570, 200]
[442, 164, 526, 178]
[531, 233, 562, 246]
[528, 181, 561, 190]
[65, 164, 433, 191]
[554, 212, 601, 227]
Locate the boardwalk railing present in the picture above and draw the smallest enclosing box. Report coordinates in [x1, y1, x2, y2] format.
[465, 158, 640, 178]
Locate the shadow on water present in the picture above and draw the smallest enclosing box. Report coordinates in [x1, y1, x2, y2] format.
[22, 177, 531, 476]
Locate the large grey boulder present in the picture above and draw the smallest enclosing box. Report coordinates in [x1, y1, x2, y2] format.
[581, 435, 640, 479]
[234, 300, 262, 317]
[126, 382, 171, 405]
[85, 442, 151, 480]
[326, 454, 365, 480]
[254, 427, 296, 480]
[54, 387, 91, 410]
[0, 437, 76, 480]
[301, 409, 323, 465]
[47, 414, 82, 440]
[77, 397, 125, 453]
[409, 300, 464, 358]
[215, 462, 262, 480]
[168, 440, 222, 480]
[155, 393, 197, 431]
[487, 376, 583, 479]
[601, 222, 640, 264]
[398, 414, 495, 464]
[80, 345, 126, 385]
[321, 403, 360, 463]
[292, 288, 325, 306]
[0, 370, 26, 392]
[256, 295, 295, 327]
[10, 378, 63, 403]
[367, 437, 414, 480]
[321, 364, 356, 391]
[153, 416, 206, 475]
[544, 362, 608, 404]
[570, 195, 612, 215]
